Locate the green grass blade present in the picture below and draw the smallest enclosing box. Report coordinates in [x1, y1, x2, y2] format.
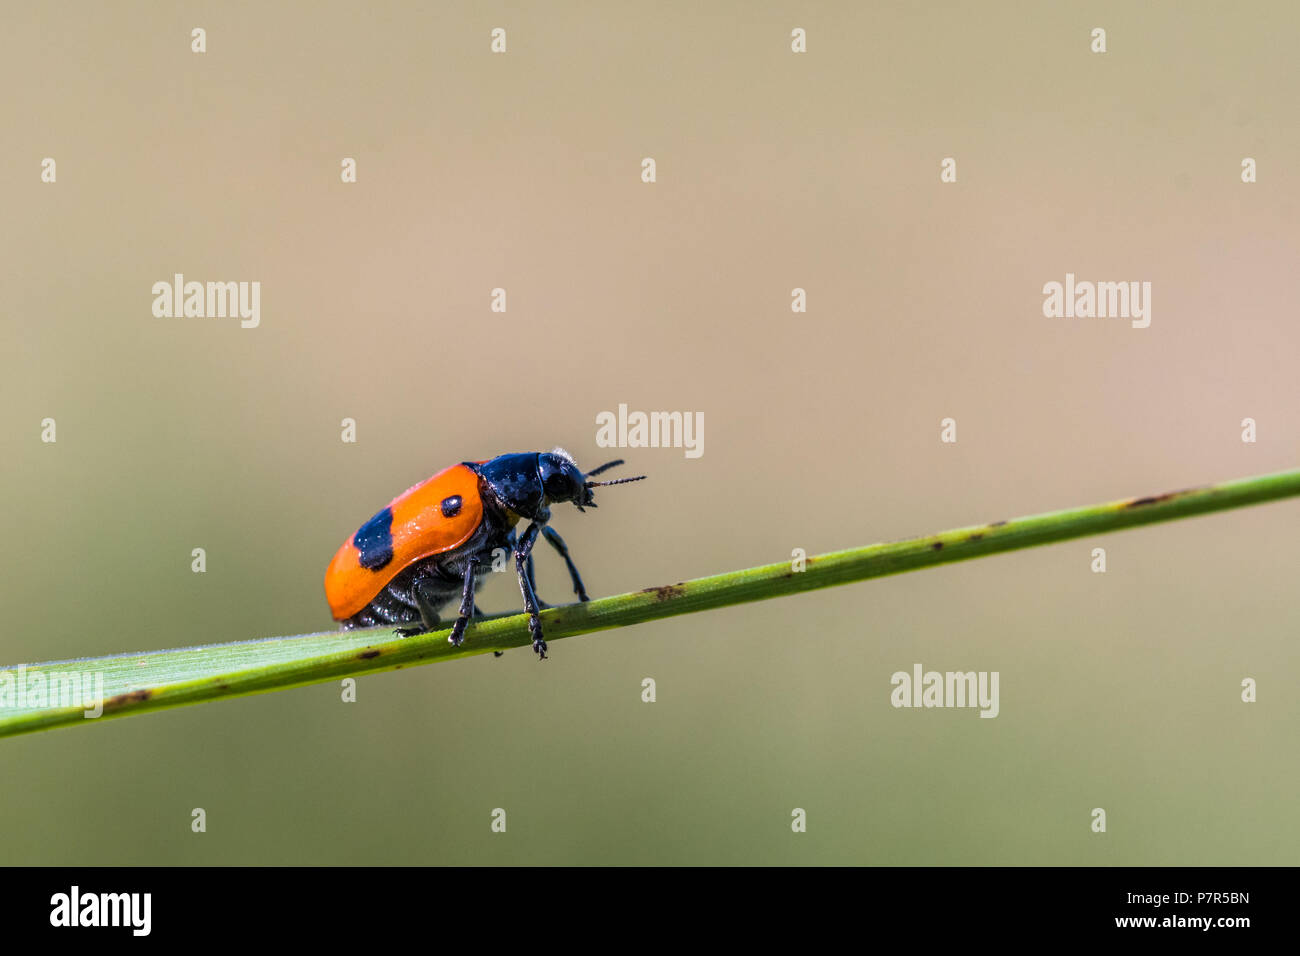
[3, 467, 1297, 739]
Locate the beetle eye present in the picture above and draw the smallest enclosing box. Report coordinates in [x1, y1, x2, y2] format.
[543, 472, 575, 501]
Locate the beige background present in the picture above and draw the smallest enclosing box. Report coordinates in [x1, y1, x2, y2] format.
[2, 1, 1297, 864]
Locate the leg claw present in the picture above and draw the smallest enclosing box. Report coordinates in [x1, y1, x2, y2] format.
[447, 617, 470, 647]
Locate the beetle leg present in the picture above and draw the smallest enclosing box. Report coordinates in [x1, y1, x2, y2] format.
[396, 575, 442, 637]
[514, 522, 547, 659]
[446, 557, 480, 647]
[542, 526, 589, 602]
[525, 551, 555, 609]
[508, 526, 549, 609]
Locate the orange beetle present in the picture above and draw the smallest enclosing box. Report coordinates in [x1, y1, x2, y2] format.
[324, 449, 643, 659]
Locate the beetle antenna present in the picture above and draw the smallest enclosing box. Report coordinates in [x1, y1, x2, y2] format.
[584, 459, 625, 478]
[584, 475, 646, 488]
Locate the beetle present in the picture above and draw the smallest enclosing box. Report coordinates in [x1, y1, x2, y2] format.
[324, 448, 644, 659]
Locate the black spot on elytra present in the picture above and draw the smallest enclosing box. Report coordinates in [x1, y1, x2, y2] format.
[440, 495, 463, 517]
[358, 649, 381, 660]
[354, 507, 395, 571]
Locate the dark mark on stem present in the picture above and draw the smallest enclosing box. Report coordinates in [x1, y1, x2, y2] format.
[644, 584, 686, 601]
[104, 689, 153, 709]
[358, 649, 381, 660]
[1125, 489, 1193, 509]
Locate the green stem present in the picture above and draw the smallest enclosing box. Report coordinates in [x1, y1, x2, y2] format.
[3, 467, 1297, 739]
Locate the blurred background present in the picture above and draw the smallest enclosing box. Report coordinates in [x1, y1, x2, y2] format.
[2, 1, 1297, 864]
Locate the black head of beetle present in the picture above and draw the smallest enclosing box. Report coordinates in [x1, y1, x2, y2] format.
[471, 448, 644, 521]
